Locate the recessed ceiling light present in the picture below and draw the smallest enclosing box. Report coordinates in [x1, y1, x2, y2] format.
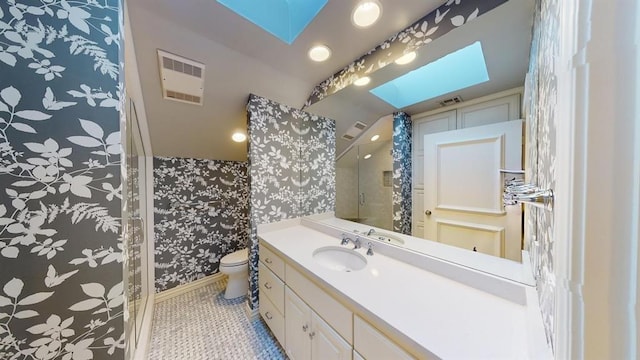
[363, 154, 372, 159]
[370, 134, 380, 142]
[232, 132, 247, 142]
[352, 0, 382, 28]
[308, 45, 331, 62]
[354, 76, 371, 86]
[395, 52, 417, 65]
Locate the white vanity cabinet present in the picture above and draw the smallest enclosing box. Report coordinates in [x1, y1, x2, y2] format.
[258, 245, 285, 345]
[353, 316, 414, 360]
[285, 287, 351, 360]
[259, 241, 417, 360]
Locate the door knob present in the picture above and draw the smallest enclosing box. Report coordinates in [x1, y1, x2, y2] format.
[425, 210, 432, 216]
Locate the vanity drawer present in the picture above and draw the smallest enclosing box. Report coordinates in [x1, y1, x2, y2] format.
[259, 244, 285, 280]
[354, 316, 414, 360]
[259, 292, 285, 346]
[259, 261, 285, 314]
[285, 264, 353, 344]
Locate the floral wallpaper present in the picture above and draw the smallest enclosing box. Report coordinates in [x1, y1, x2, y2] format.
[392, 112, 412, 235]
[525, 0, 558, 351]
[153, 157, 249, 293]
[0, 0, 125, 359]
[247, 94, 335, 310]
[304, 0, 509, 107]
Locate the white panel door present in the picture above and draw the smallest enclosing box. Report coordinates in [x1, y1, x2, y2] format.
[311, 312, 351, 360]
[411, 110, 456, 237]
[285, 288, 312, 360]
[423, 120, 522, 261]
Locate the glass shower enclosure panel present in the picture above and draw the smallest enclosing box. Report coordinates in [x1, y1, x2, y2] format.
[126, 100, 149, 347]
[335, 140, 393, 231]
[357, 140, 393, 230]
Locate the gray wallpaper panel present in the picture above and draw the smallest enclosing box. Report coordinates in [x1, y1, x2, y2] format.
[153, 157, 249, 293]
[525, 0, 558, 351]
[0, 0, 124, 359]
[392, 112, 412, 234]
[247, 94, 335, 310]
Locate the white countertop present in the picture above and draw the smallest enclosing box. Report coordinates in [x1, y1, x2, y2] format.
[258, 219, 552, 360]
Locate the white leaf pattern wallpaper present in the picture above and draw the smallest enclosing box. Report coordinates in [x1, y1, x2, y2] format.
[0, 0, 124, 359]
[247, 94, 335, 310]
[153, 157, 249, 293]
[392, 112, 412, 234]
[525, 0, 558, 351]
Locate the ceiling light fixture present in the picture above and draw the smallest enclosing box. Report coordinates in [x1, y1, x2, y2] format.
[363, 154, 372, 159]
[394, 51, 417, 65]
[308, 45, 331, 62]
[354, 76, 371, 86]
[370, 134, 380, 142]
[352, 0, 382, 28]
[232, 132, 247, 142]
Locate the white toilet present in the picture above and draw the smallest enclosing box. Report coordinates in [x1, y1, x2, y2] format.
[219, 248, 249, 299]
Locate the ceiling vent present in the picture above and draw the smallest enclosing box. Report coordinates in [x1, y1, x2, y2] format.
[158, 50, 205, 106]
[439, 96, 463, 107]
[341, 121, 368, 141]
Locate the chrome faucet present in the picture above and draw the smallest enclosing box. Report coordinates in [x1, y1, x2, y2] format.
[340, 234, 361, 249]
[366, 228, 375, 236]
[366, 242, 374, 256]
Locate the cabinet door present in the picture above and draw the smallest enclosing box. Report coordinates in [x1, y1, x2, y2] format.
[354, 316, 414, 360]
[285, 287, 312, 360]
[311, 312, 352, 360]
[456, 93, 521, 129]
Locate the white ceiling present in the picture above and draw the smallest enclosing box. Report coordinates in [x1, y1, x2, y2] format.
[127, 0, 445, 161]
[127, 0, 443, 161]
[306, 0, 535, 156]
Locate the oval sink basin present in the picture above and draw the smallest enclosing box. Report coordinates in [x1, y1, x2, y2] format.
[312, 246, 367, 272]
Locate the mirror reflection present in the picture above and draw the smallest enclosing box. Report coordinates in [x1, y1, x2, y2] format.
[306, 0, 534, 271]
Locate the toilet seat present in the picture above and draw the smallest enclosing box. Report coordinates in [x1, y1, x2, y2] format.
[221, 248, 248, 267]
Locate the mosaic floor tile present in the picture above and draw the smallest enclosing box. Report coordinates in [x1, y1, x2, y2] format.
[149, 279, 286, 360]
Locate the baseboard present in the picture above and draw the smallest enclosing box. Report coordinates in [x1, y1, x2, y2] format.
[155, 273, 226, 303]
[245, 301, 259, 320]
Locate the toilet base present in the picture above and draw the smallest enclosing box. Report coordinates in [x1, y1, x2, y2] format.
[224, 272, 248, 299]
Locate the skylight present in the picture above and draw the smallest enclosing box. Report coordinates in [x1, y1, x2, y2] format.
[369, 42, 490, 108]
[217, 0, 328, 44]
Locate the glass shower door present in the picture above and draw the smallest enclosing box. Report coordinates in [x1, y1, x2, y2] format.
[126, 100, 149, 348]
[357, 140, 393, 230]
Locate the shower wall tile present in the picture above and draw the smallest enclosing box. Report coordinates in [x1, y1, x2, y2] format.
[153, 157, 249, 293]
[0, 0, 124, 358]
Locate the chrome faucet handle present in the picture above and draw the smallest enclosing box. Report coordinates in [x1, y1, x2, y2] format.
[340, 233, 350, 246]
[366, 229, 375, 236]
[353, 236, 362, 249]
[366, 242, 374, 256]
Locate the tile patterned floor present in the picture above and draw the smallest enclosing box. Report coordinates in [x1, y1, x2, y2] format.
[148, 279, 286, 360]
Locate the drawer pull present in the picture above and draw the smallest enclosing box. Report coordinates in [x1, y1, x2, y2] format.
[265, 258, 273, 264]
[265, 311, 273, 320]
[264, 282, 272, 289]
[308, 331, 316, 340]
[302, 324, 308, 332]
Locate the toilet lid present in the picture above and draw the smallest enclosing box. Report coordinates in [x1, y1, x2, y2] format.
[221, 248, 248, 266]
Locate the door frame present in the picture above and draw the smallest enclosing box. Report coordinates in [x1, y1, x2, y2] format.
[554, 1, 640, 358]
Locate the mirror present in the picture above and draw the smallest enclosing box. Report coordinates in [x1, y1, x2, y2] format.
[305, 0, 535, 284]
